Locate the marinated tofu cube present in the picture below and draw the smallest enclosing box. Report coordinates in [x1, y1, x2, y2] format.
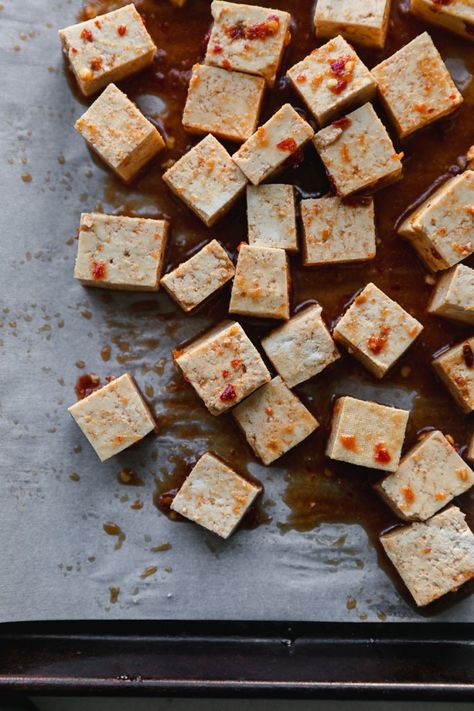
[229, 244, 290, 320]
[59, 4, 156, 97]
[372, 32, 463, 139]
[376, 430, 474, 522]
[314, 0, 391, 49]
[432, 337, 474, 413]
[380, 506, 474, 606]
[301, 195, 376, 265]
[247, 184, 298, 251]
[326, 396, 410, 472]
[287, 35, 377, 127]
[175, 320, 271, 415]
[398, 171, 474, 272]
[333, 283, 423, 378]
[233, 103, 314, 186]
[182, 64, 266, 143]
[411, 0, 474, 43]
[313, 103, 402, 197]
[163, 134, 247, 227]
[233, 376, 319, 465]
[75, 84, 165, 183]
[68, 373, 155, 461]
[73, 213, 168, 291]
[428, 264, 474, 325]
[261, 304, 340, 388]
[160, 239, 235, 312]
[205, 1, 291, 87]
[171, 452, 261, 538]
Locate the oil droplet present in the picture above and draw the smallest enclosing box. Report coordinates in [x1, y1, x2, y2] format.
[346, 596, 357, 610]
[145, 384, 154, 398]
[101, 344, 111, 361]
[140, 566, 158, 579]
[69, 472, 80, 481]
[103, 521, 126, 550]
[109, 586, 120, 604]
[151, 542, 172, 553]
[21, 173, 32, 182]
[131, 500, 143, 510]
[75, 360, 86, 369]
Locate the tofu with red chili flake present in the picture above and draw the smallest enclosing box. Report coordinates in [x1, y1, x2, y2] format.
[398, 171, 474, 272]
[376, 430, 474, 522]
[313, 103, 403, 197]
[372, 32, 463, 139]
[229, 244, 290, 320]
[333, 283, 423, 378]
[432, 337, 474, 413]
[174, 320, 271, 416]
[247, 184, 298, 251]
[163, 134, 247, 226]
[74, 213, 169, 291]
[301, 195, 376, 265]
[428, 264, 474, 325]
[75, 84, 165, 183]
[59, 4, 156, 97]
[182, 64, 266, 143]
[233, 376, 319, 465]
[170, 452, 262, 539]
[314, 0, 391, 49]
[326, 396, 409, 472]
[411, 0, 474, 42]
[233, 104, 314, 185]
[205, 1, 291, 87]
[287, 35, 377, 127]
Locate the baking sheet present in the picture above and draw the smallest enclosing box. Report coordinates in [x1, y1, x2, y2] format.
[0, 0, 472, 624]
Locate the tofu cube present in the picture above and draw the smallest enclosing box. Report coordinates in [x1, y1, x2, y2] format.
[160, 239, 235, 312]
[376, 430, 474, 522]
[432, 337, 474, 413]
[75, 84, 165, 183]
[333, 283, 423, 378]
[163, 134, 247, 227]
[229, 244, 290, 320]
[247, 184, 298, 251]
[73, 213, 168, 291]
[326, 396, 410, 472]
[428, 264, 474, 325]
[301, 195, 376, 265]
[398, 171, 474, 272]
[233, 103, 314, 186]
[287, 35, 377, 127]
[380, 506, 474, 606]
[233, 376, 319, 465]
[371, 32, 463, 139]
[175, 320, 271, 415]
[170, 452, 261, 538]
[411, 0, 474, 43]
[59, 4, 156, 97]
[182, 64, 265, 143]
[68, 373, 155, 461]
[261, 304, 340, 387]
[314, 0, 391, 49]
[313, 103, 402, 197]
[205, 1, 291, 87]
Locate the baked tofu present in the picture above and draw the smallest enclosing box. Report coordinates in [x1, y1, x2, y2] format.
[229, 244, 290, 320]
[314, 0, 392, 49]
[411, 0, 474, 42]
[432, 337, 474, 413]
[247, 184, 298, 251]
[428, 264, 474, 325]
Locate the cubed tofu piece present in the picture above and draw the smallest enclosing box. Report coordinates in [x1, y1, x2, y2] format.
[73, 213, 168, 291]
[261, 304, 340, 387]
[301, 195, 376, 265]
[163, 134, 247, 227]
[380, 506, 474, 606]
[160, 239, 235, 312]
[233, 103, 314, 186]
[376, 431, 474, 522]
[428, 264, 474, 325]
[229, 244, 290, 320]
[58, 4, 156, 97]
[233, 376, 319, 465]
[333, 283, 423, 378]
[432, 337, 474, 413]
[326, 396, 410, 472]
[68, 373, 155, 461]
[75, 84, 165, 183]
[170, 452, 261, 538]
[398, 171, 474, 272]
[411, 0, 474, 42]
[182, 64, 266, 143]
[205, 1, 291, 87]
[287, 35, 377, 127]
[247, 184, 298, 251]
[371, 32, 463, 139]
[175, 320, 271, 415]
[313, 103, 402, 197]
[314, 0, 391, 49]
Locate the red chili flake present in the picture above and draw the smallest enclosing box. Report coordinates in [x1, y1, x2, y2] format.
[227, 20, 246, 40]
[402, 485, 415, 503]
[430, 247, 442, 260]
[340, 434, 357, 451]
[329, 55, 350, 76]
[330, 78, 348, 94]
[92, 261, 106, 280]
[374, 443, 391, 464]
[80, 28, 94, 42]
[75, 373, 101, 400]
[212, 43, 223, 54]
[463, 343, 474, 368]
[331, 116, 351, 129]
[222, 58, 231, 69]
[296, 74, 306, 83]
[94, 19, 102, 28]
[230, 359, 242, 369]
[367, 326, 389, 355]
[276, 137, 298, 153]
[222, 369, 230, 378]
[117, 24, 127, 36]
[220, 384, 237, 402]
[71, 47, 78, 54]
[224, 14, 280, 41]
[90, 57, 102, 71]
